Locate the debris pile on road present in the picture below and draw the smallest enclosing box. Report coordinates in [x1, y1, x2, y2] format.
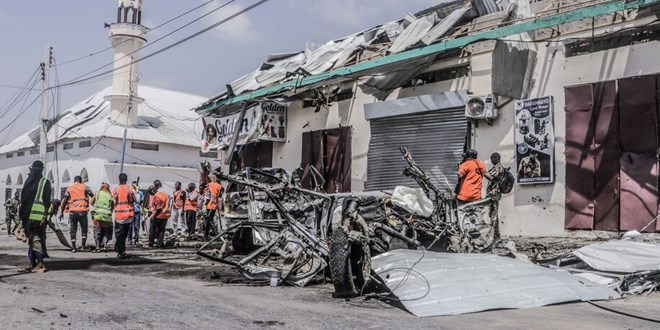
[197, 148, 497, 292]
[198, 168, 331, 287]
[545, 236, 660, 295]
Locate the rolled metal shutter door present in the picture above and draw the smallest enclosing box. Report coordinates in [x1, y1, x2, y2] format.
[365, 108, 467, 191]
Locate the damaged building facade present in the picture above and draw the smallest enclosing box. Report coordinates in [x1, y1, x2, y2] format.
[195, 0, 660, 237]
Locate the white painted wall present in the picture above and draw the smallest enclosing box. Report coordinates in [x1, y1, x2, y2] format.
[0, 136, 203, 218]
[470, 24, 660, 236]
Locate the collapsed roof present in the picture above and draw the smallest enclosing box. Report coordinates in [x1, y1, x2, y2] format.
[196, 0, 502, 115]
[194, 0, 659, 116]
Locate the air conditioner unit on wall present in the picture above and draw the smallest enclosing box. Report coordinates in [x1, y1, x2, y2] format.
[465, 94, 498, 120]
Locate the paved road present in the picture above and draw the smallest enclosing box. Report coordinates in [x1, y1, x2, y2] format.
[1, 233, 659, 330]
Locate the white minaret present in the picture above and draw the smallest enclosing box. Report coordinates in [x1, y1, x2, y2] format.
[105, 0, 147, 126]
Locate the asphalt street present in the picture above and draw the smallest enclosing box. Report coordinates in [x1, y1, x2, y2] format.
[1, 233, 659, 330]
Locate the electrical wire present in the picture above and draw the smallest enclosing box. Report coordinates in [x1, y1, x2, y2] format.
[0, 84, 41, 145]
[0, 89, 45, 137]
[55, 0, 270, 89]
[0, 83, 41, 91]
[61, 0, 238, 85]
[588, 301, 660, 324]
[55, 0, 219, 67]
[0, 67, 40, 119]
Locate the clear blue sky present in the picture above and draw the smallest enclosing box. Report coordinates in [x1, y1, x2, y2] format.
[0, 0, 439, 144]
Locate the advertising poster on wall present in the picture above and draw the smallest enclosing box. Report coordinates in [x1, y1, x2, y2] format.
[201, 102, 287, 152]
[514, 96, 554, 184]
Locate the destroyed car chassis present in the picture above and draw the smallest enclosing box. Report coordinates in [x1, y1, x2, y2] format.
[198, 150, 496, 296]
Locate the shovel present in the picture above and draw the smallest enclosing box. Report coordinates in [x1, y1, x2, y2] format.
[47, 218, 72, 249]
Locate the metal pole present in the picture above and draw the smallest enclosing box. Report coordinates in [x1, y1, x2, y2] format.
[119, 58, 134, 174]
[120, 121, 128, 174]
[223, 101, 250, 165]
[39, 47, 52, 163]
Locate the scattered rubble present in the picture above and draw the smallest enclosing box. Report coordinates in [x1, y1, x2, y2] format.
[545, 239, 660, 296]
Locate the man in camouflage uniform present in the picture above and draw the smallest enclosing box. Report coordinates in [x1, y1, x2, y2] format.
[4, 191, 20, 235]
[485, 153, 504, 240]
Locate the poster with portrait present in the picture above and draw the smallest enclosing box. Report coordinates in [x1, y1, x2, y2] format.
[201, 102, 287, 152]
[514, 96, 554, 184]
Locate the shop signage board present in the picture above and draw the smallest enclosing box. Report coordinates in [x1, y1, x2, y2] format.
[514, 96, 555, 184]
[201, 102, 287, 151]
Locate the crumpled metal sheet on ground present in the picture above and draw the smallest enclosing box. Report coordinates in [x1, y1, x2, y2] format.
[571, 241, 660, 273]
[371, 250, 620, 317]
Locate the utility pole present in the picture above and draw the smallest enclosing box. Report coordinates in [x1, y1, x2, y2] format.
[39, 47, 53, 163]
[119, 58, 134, 174]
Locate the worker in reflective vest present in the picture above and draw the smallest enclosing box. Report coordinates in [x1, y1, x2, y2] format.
[204, 175, 222, 240]
[148, 180, 171, 249]
[184, 182, 198, 238]
[18, 161, 51, 273]
[92, 182, 114, 253]
[113, 173, 135, 259]
[171, 182, 187, 236]
[60, 175, 94, 253]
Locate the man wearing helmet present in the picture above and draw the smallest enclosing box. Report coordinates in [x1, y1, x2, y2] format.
[456, 148, 487, 205]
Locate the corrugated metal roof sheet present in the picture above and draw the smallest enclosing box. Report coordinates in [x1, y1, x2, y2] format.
[198, 0, 502, 112]
[388, 14, 436, 53]
[572, 241, 660, 273]
[372, 249, 621, 317]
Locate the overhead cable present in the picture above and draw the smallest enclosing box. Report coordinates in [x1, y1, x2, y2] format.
[56, 0, 269, 89]
[60, 0, 239, 85]
[55, 0, 219, 67]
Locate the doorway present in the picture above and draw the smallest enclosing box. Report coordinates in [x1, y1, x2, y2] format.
[300, 127, 352, 193]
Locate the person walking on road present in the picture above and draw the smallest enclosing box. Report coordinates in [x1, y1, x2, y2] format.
[184, 182, 198, 239]
[4, 191, 20, 235]
[204, 175, 222, 240]
[91, 183, 114, 252]
[113, 173, 135, 259]
[455, 149, 487, 205]
[127, 181, 143, 245]
[60, 175, 94, 252]
[18, 160, 51, 273]
[148, 180, 171, 249]
[171, 181, 187, 237]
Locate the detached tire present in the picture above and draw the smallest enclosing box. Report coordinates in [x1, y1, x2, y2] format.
[329, 229, 370, 298]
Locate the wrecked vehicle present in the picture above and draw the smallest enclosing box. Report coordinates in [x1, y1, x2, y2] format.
[328, 147, 496, 297]
[198, 148, 496, 295]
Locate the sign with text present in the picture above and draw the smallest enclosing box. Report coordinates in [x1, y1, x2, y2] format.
[514, 96, 555, 184]
[201, 102, 287, 152]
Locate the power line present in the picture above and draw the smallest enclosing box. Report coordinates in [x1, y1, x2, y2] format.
[0, 89, 46, 137]
[56, 0, 270, 89]
[0, 78, 40, 123]
[62, 0, 238, 86]
[0, 67, 40, 119]
[55, 0, 219, 67]
[0, 83, 42, 91]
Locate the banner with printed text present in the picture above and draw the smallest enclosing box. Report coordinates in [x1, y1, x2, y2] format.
[514, 96, 554, 184]
[201, 102, 287, 152]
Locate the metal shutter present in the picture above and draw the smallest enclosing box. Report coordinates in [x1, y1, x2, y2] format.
[365, 108, 467, 192]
